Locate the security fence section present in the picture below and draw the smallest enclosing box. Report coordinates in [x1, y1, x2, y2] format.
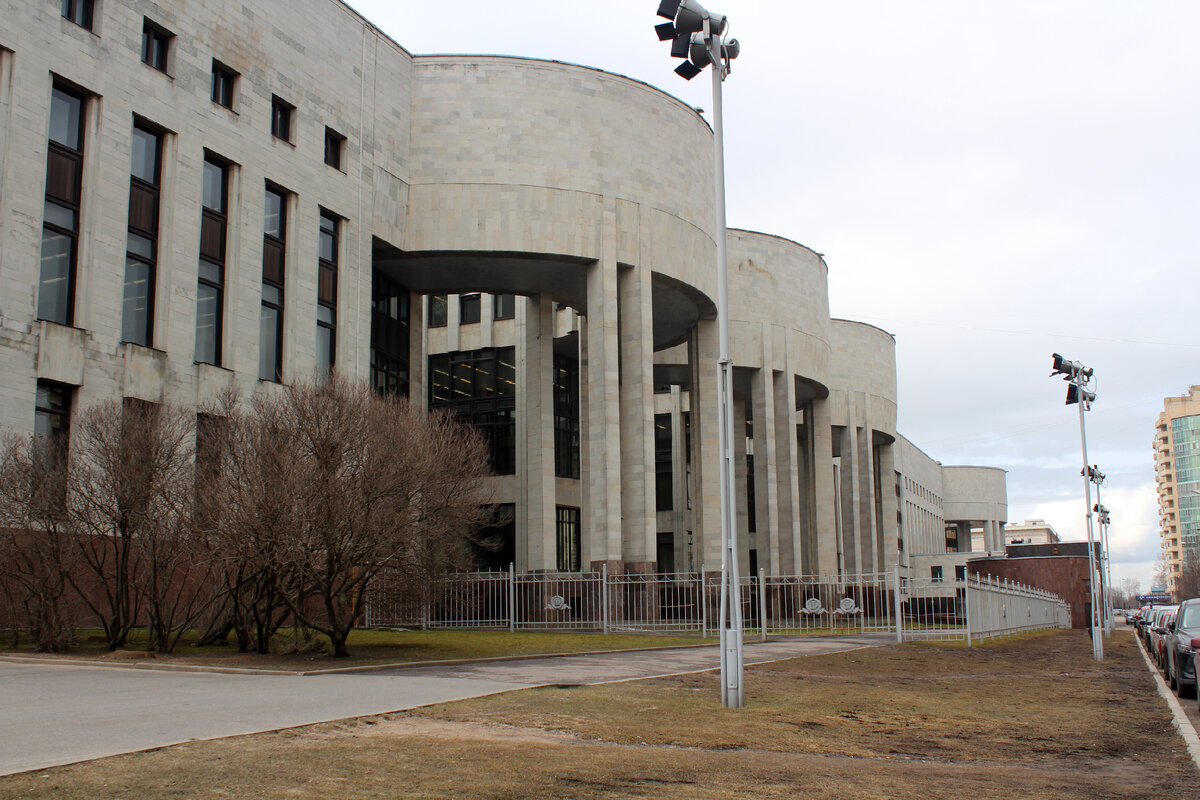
[895, 574, 1072, 644]
[366, 568, 1070, 643]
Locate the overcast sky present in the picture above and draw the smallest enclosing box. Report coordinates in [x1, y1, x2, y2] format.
[348, 0, 1200, 592]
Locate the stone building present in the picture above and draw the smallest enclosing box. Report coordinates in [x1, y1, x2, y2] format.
[1154, 386, 1200, 592]
[0, 0, 1007, 580]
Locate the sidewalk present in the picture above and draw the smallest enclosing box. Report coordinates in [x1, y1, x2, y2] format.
[0, 632, 891, 776]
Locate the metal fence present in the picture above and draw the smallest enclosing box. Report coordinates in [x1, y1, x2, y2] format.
[895, 574, 1072, 644]
[367, 567, 1070, 644]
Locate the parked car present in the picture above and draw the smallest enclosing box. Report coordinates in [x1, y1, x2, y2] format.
[1166, 598, 1200, 698]
[1136, 604, 1155, 645]
[1148, 606, 1178, 669]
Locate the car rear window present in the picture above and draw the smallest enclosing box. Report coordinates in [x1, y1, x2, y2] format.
[1180, 606, 1200, 627]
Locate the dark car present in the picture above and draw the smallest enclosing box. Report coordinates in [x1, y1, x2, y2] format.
[1166, 598, 1200, 698]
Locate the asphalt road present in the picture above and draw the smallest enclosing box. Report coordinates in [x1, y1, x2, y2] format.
[0, 632, 891, 776]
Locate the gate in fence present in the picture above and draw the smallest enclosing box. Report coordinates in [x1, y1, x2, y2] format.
[366, 567, 1069, 643]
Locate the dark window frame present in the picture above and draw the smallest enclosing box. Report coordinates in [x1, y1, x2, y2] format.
[323, 126, 345, 169]
[61, 0, 93, 30]
[270, 95, 294, 142]
[317, 210, 339, 375]
[554, 354, 580, 480]
[259, 185, 287, 382]
[459, 293, 481, 325]
[428, 347, 516, 475]
[493, 293, 515, 320]
[140, 18, 173, 73]
[370, 271, 410, 397]
[122, 120, 163, 347]
[556, 506, 582, 572]
[196, 153, 229, 366]
[38, 84, 86, 327]
[428, 294, 447, 328]
[210, 60, 237, 109]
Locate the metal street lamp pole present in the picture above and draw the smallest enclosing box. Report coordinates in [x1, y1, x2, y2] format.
[1092, 474, 1113, 636]
[1076, 396, 1103, 660]
[709, 40, 744, 710]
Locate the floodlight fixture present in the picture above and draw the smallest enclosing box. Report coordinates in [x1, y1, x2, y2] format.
[1066, 383, 1097, 407]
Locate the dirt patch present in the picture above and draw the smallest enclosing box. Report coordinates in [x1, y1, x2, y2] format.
[0, 629, 1193, 799]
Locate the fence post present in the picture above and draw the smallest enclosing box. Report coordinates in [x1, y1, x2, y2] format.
[759, 568, 768, 641]
[508, 563, 516, 633]
[602, 562, 609, 635]
[964, 574, 972, 647]
[893, 568, 904, 643]
[700, 564, 707, 637]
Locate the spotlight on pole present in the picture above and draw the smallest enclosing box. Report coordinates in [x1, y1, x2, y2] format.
[1049, 353, 1102, 660]
[652, 0, 743, 708]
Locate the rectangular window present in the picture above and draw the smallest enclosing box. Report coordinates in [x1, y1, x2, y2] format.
[428, 348, 516, 474]
[270, 95, 294, 142]
[122, 122, 162, 347]
[554, 355, 580, 479]
[211, 61, 237, 109]
[324, 127, 345, 169]
[316, 210, 338, 377]
[655, 413, 673, 510]
[61, 0, 93, 30]
[141, 19, 172, 73]
[471, 504, 516, 571]
[493, 293, 515, 320]
[930, 565, 944, 583]
[34, 381, 72, 444]
[370, 271, 410, 397]
[459, 293, 481, 325]
[34, 381, 73, 501]
[428, 294, 447, 327]
[556, 506, 581, 572]
[196, 154, 228, 365]
[260, 186, 286, 382]
[38, 84, 86, 326]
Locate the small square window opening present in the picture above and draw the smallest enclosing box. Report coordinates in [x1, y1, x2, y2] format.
[271, 95, 294, 142]
[324, 127, 345, 169]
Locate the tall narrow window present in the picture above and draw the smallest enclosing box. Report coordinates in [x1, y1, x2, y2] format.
[38, 85, 86, 326]
[34, 381, 73, 503]
[459, 293, 481, 325]
[370, 270, 409, 397]
[493, 293, 515, 320]
[141, 19, 172, 73]
[554, 355, 580, 479]
[316, 210, 338, 377]
[270, 95, 294, 142]
[34, 381, 72, 446]
[61, 0, 93, 30]
[428, 348, 516, 475]
[211, 61, 237, 109]
[323, 127, 345, 169]
[122, 122, 162, 347]
[428, 294, 447, 328]
[260, 186, 286, 382]
[196, 155, 228, 365]
[556, 506, 581, 572]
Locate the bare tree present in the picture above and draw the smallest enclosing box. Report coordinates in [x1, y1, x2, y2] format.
[0, 434, 78, 651]
[230, 378, 491, 657]
[1176, 554, 1200, 602]
[66, 401, 216, 652]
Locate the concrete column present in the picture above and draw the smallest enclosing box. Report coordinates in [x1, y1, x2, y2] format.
[618, 263, 655, 570]
[878, 443, 898, 568]
[519, 294, 556, 571]
[690, 318, 722, 571]
[407, 290, 426, 411]
[669, 387, 690, 572]
[583, 202, 622, 568]
[773, 372, 802, 574]
[752, 368, 780, 576]
[811, 397, 837, 576]
[858, 427, 878, 574]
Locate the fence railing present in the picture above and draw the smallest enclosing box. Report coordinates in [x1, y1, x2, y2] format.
[367, 567, 1070, 644]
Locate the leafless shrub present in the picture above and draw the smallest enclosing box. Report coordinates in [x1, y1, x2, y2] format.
[0, 434, 78, 651]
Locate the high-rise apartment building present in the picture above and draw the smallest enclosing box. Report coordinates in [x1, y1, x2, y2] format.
[1155, 386, 1200, 591]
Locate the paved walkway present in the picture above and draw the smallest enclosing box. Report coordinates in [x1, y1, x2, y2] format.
[0, 632, 891, 776]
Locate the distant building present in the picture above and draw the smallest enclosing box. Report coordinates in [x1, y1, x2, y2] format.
[1002, 519, 1061, 546]
[1154, 386, 1200, 593]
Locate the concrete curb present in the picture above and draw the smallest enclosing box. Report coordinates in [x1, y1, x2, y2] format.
[0, 640, 722, 677]
[1134, 631, 1200, 771]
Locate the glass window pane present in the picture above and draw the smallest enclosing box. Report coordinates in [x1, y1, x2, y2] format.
[37, 229, 72, 324]
[259, 304, 280, 381]
[429, 294, 447, 327]
[195, 283, 220, 364]
[43, 201, 76, 231]
[127, 232, 154, 261]
[202, 161, 225, 212]
[496, 350, 516, 395]
[261, 284, 282, 306]
[130, 127, 159, 184]
[319, 228, 335, 263]
[198, 259, 223, 286]
[49, 89, 83, 150]
[121, 258, 152, 346]
[452, 360, 473, 399]
[317, 305, 334, 325]
[264, 189, 283, 239]
[316, 324, 334, 375]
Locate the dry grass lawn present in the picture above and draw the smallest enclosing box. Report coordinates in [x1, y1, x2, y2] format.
[0, 629, 1193, 799]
